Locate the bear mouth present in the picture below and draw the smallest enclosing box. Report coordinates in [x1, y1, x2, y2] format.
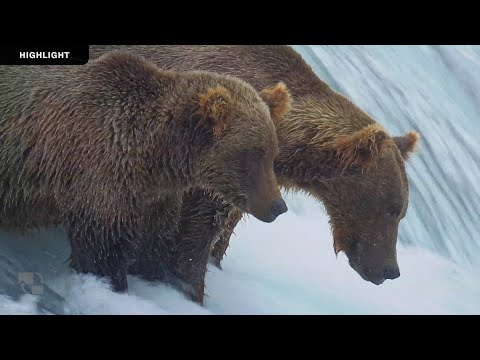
[207, 189, 248, 213]
[348, 256, 386, 285]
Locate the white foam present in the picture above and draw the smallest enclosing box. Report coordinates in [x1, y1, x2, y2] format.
[1, 192, 478, 315]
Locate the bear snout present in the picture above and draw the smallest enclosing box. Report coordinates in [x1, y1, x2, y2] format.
[249, 197, 288, 223]
[357, 264, 400, 285]
[269, 198, 288, 222]
[383, 264, 400, 280]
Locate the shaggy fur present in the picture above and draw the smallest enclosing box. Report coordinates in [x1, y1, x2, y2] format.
[197, 86, 234, 138]
[259, 82, 292, 121]
[0, 51, 289, 295]
[88, 46, 421, 297]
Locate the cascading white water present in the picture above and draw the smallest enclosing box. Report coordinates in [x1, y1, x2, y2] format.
[1, 46, 479, 314]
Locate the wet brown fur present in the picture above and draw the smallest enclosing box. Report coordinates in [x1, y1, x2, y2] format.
[0, 50, 289, 295]
[90, 46, 420, 297]
[197, 86, 234, 138]
[259, 82, 292, 122]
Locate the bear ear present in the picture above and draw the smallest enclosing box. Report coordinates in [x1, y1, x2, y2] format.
[393, 131, 420, 161]
[259, 82, 292, 122]
[325, 124, 389, 170]
[197, 86, 234, 138]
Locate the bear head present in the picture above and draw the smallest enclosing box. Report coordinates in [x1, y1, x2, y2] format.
[318, 127, 420, 285]
[276, 96, 420, 285]
[193, 81, 292, 223]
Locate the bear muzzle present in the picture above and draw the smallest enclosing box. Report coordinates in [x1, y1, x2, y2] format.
[250, 197, 288, 223]
[351, 261, 401, 285]
[268, 197, 288, 222]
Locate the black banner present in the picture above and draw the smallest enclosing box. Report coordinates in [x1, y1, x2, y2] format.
[0, 44, 89, 65]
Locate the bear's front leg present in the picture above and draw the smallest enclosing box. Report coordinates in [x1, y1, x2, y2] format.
[64, 212, 136, 293]
[210, 207, 243, 269]
[128, 192, 183, 284]
[166, 189, 231, 304]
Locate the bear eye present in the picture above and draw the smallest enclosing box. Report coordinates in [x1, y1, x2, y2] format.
[385, 208, 401, 219]
[251, 148, 266, 159]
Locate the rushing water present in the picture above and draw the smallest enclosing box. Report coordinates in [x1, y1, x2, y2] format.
[1, 45, 479, 314]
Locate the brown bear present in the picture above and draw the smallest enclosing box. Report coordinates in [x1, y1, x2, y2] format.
[89, 45, 420, 299]
[0, 50, 290, 294]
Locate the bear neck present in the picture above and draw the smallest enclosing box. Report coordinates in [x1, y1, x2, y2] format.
[273, 94, 379, 194]
[148, 81, 214, 192]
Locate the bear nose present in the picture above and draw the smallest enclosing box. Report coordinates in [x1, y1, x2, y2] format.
[270, 198, 288, 221]
[383, 264, 400, 280]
